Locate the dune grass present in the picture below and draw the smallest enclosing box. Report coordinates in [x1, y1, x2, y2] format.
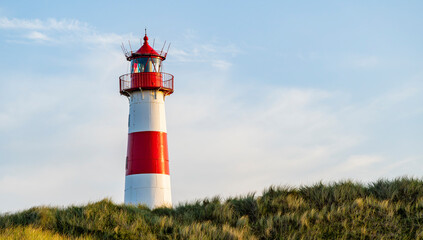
[2, 177, 423, 239]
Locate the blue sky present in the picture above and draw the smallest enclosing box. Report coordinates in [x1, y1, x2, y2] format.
[1, 1, 422, 212]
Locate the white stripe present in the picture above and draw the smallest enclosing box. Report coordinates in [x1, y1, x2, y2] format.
[124, 173, 172, 208]
[128, 90, 167, 133]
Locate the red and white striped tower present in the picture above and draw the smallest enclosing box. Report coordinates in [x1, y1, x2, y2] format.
[119, 33, 174, 208]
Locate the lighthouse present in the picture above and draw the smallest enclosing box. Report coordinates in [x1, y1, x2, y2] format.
[119, 33, 174, 208]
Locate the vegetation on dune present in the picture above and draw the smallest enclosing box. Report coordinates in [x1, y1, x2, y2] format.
[2, 177, 423, 239]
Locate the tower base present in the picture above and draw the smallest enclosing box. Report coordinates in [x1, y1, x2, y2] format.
[124, 173, 172, 208]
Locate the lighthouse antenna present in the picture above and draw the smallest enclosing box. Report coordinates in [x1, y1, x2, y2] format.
[121, 43, 125, 54]
[121, 43, 130, 58]
[166, 42, 171, 54]
[128, 40, 133, 53]
[160, 40, 167, 55]
[153, 38, 155, 48]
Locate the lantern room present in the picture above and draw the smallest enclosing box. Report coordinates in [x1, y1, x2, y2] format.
[131, 57, 162, 73]
[119, 34, 174, 96]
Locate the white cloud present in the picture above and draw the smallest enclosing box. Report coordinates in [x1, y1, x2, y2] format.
[338, 83, 423, 128]
[336, 155, 383, 172]
[0, 17, 88, 31]
[26, 31, 51, 41]
[168, 30, 241, 71]
[0, 17, 130, 46]
[212, 59, 232, 70]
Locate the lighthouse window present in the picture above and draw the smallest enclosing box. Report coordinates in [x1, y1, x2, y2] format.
[151, 58, 161, 72]
[131, 61, 144, 73]
[131, 57, 162, 73]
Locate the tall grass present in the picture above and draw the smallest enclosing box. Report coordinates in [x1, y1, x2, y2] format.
[1, 177, 423, 239]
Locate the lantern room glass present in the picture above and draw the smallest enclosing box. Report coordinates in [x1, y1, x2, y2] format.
[131, 57, 162, 73]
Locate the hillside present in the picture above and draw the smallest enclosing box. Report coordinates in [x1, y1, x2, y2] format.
[1, 177, 423, 239]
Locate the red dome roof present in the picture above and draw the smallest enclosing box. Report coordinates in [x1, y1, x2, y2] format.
[133, 35, 159, 56]
[126, 33, 167, 61]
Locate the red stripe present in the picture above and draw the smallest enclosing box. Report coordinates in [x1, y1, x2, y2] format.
[126, 131, 169, 175]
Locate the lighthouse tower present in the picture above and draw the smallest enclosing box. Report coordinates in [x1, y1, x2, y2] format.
[119, 33, 174, 208]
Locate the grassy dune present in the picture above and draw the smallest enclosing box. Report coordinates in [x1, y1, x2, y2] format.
[2, 177, 423, 239]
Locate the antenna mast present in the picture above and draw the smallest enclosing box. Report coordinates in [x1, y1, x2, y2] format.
[121, 43, 130, 58]
[160, 41, 167, 55]
[128, 40, 133, 53]
[166, 42, 171, 54]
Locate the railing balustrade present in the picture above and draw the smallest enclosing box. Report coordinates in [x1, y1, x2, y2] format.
[119, 72, 174, 95]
